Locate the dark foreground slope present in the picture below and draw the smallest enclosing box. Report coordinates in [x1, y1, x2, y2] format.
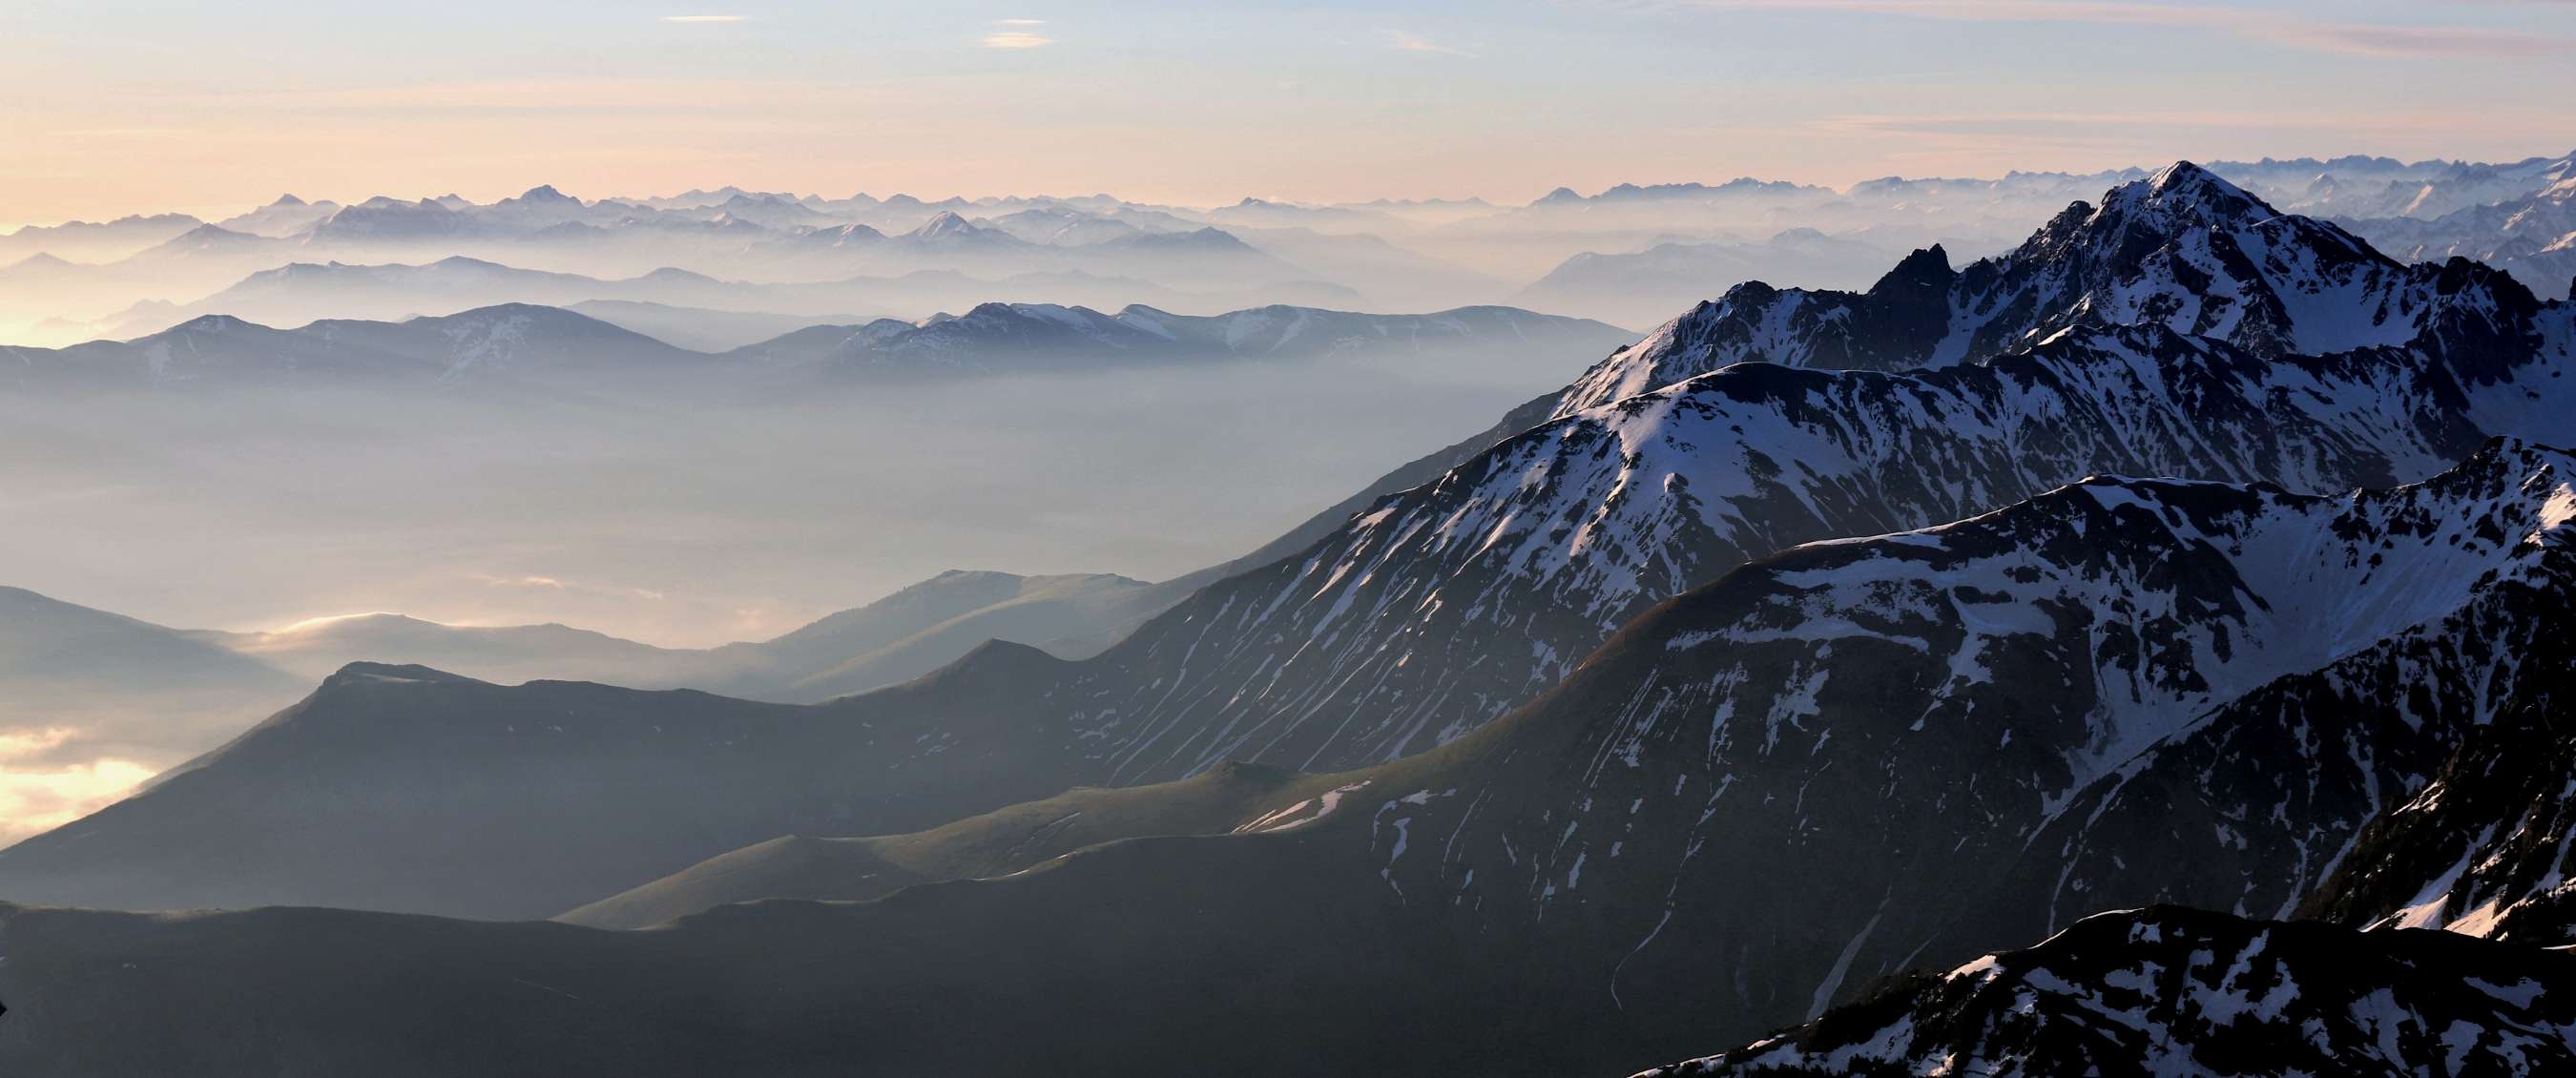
[5, 447, 2570, 1077]
[1633, 906, 2576, 1078]
[0, 835, 1486, 1078]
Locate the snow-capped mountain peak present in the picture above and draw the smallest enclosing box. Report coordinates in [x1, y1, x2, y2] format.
[2140, 158, 2274, 216]
[907, 211, 982, 238]
[170, 313, 257, 335]
[2022, 158, 2361, 267]
[1550, 161, 2524, 417]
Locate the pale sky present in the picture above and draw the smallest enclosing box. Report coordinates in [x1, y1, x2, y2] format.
[3, 0, 2573, 227]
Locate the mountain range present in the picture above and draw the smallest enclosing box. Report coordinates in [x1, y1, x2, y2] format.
[0, 300, 1632, 389]
[6, 164, 2568, 913]
[33, 254, 1374, 345]
[2343, 174, 2576, 306]
[1513, 227, 1909, 329]
[6, 160, 2576, 1075]
[9, 149, 2569, 349]
[1, 569, 1172, 724]
[0, 569, 1182, 844]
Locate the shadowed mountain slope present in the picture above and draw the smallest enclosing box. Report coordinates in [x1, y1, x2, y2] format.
[559, 760, 1315, 928]
[6, 449, 2570, 1077]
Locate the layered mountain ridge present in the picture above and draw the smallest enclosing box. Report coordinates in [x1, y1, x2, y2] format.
[4, 442, 2570, 1076]
[6, 570, 1170, 714]
[732, 301, 1619, 376]
[0, 300, 1632, 388]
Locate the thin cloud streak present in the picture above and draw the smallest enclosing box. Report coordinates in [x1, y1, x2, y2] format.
[1777, 105, 2568, 180]
[1809, 108, 2532, 137]
[1663, 0, 2569, 59]
[660, 14, 748, 23]
[1387, 30, 1473, 55]
[472, 571, 668, 603]
[980, 31, 1055, 49]
[143, 77, 915, 114]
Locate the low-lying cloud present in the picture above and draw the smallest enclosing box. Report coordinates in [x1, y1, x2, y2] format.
[0, 728, 158, 844]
